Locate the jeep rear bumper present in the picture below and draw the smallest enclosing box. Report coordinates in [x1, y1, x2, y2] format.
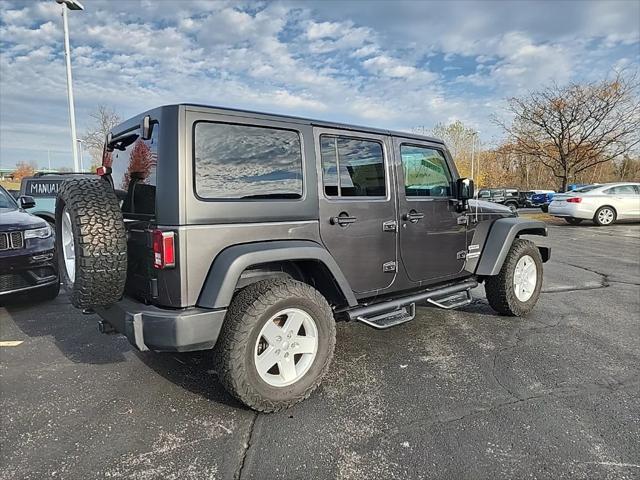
[94, 297, 226, 352]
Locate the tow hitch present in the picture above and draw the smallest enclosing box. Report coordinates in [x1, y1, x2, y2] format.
[97, 320, 117, 334]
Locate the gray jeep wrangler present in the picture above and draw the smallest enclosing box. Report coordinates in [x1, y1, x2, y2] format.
[56, 104, 550, 412]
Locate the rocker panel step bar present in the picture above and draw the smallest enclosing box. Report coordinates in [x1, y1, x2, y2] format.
[346, 280, 478, 321]
[357, 303, 416, 330]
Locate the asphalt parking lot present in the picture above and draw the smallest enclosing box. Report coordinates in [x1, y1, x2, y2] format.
[1, 220, 639, 480]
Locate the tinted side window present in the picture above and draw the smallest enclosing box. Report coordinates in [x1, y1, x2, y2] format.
[401, 145, 452, 197]
[194, 122, 303, 200]
[320, 135, 386, 197]
[606, 185, 637, 195]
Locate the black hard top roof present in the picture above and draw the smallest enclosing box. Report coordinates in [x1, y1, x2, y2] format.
[177, 103, 446, 146]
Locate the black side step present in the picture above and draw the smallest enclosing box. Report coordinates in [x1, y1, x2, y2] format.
[427, 290, 473, 310]
[346, 280, 478, 321]
[357, 304, 416, 330]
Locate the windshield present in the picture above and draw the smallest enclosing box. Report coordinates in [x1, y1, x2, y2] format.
[0, 186, 18, 209]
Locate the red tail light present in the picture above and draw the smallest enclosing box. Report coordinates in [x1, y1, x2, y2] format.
[152, 230, 175, 269]
[566, 197, 582, 203]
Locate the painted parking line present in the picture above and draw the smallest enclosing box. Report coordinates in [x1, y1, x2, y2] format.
[0, 341, 24, 347]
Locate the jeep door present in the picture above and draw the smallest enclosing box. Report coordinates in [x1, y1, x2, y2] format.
[393, 138, 467, 282]
[315, 128, 397, 294]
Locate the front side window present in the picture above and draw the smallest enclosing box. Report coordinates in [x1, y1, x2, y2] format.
[320, 135, 386, 197]
[400, 145, 452, 197]
[194, 122, 303, 200]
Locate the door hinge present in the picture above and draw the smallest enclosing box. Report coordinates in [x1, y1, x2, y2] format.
[382, 220, 397, 232]
[382, 261, 397, 273]
[456, 251, 467, 260]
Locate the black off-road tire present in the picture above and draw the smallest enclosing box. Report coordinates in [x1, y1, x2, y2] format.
[484, 239, 543, 317]
[565, 217, 583, 225]
[214, 279, 336, 412]
[55, 177, 127, 309]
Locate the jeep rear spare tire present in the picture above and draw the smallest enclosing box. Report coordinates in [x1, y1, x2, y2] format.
[55, 177, 127, 309]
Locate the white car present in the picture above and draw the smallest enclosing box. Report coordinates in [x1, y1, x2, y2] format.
[549, 182, 640, 226]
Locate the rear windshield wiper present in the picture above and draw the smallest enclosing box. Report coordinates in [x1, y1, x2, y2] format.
[107, 132, 138, 151]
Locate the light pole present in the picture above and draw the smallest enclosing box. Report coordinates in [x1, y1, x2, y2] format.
[76, 139, 84, 171]
[56, 0, 84, 172]
[470, 131, 478, 181]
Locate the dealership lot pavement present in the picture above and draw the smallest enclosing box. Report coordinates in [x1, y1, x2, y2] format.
[1, 222, 639, 480]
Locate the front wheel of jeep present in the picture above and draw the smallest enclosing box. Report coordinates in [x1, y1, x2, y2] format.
[214, 279, 336, 412]
[484, 239, 543, 316]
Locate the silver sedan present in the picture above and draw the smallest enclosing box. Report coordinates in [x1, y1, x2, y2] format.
[549, 182, 640, 226]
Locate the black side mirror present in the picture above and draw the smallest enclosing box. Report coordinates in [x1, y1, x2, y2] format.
[19, 195, 35, 209]
[456, 178, 474, 201]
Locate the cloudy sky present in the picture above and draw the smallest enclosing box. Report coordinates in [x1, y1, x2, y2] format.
[1, 0, 638, 170]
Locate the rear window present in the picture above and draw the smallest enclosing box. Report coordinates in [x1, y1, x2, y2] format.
[572, 185, 599, 193]
[194, 122, 303, 200]
[22, 178, 61, 198]
[103, 125, 158, 216]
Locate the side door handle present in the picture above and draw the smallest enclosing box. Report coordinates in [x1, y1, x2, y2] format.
[330, 214, 357, 227]
[403, 211, 424, 223]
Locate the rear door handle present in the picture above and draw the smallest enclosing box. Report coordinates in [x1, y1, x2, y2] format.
[403, 211, 424, 223]
[330, 215, 357, 226]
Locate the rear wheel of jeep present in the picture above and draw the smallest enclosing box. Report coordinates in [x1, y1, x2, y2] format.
[214, 279, 336, 412]
[55, 177, 127, 309]
[484, 239, 543, 317]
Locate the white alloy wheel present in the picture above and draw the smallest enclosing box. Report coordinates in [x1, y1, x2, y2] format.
[513, 254, 537, 302]
[254, 308, 318, 387]
[61, 208, 76, 282]
[597, 207, 615, 225]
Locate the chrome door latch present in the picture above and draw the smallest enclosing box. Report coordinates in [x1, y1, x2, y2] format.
[383, 261, 397, 272]
[382, 220, 397, 232]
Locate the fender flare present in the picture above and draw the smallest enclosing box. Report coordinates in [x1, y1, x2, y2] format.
[197, 240, 357, 309]
[475, 217, 548, 276]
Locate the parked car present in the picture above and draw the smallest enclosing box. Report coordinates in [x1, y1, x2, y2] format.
[476, 188, 525, 211]
[530, 190, 556, 211]
[0, 185, 59, 302]
[20, 172, 95, 225]
[549, 182, 640, 226]
[55, 104, 550, 412]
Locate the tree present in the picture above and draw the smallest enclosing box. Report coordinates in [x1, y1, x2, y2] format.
[11, 161, 36, 181]
[431, 120, 479, 178]
[121, 139, 156, 190]
[496, 72, 640, 191]
[81, 105, 121, 172]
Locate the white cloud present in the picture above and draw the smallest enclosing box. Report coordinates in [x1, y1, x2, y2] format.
[0, 0, 637, 168]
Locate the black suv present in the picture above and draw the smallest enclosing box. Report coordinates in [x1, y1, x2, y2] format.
[0, 185, 59, 302]
[56, 104, 550, 411]
[476, 188, 528, 211]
